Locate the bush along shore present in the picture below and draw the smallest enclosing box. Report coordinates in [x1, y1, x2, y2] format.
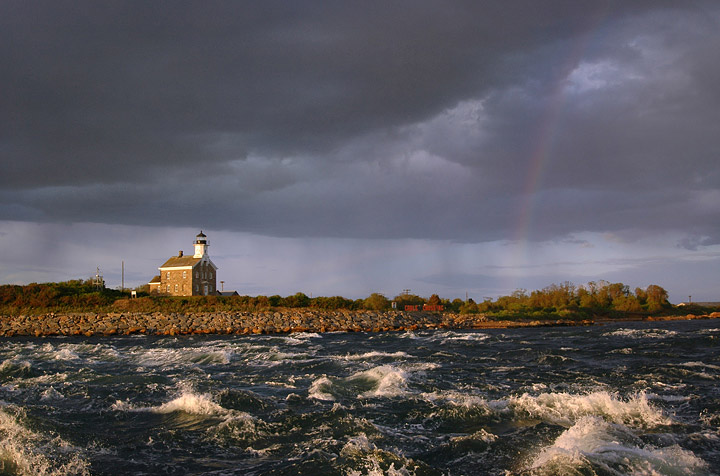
[1, 280, 718, 337]
[0, 310, 601, 337]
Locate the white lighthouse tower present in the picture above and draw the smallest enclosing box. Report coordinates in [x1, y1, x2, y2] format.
[193, 231, 209, 258]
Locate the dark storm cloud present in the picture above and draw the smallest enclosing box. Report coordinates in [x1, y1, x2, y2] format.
[1, 1, 719, 245]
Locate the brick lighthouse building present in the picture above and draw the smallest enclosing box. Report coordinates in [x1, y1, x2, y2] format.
[148, 231, 218, 296]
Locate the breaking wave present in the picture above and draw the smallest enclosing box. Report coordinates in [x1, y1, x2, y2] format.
[505, 391, 671, 428]
[309, 365, 409, 400]
[603, 328, 678, 339]
[339, 351, 410, 361]
[112, 384, 252, 423]
[525, 416, 708, 475]
[1, 321, 717, 474]
[0, 406, 90, 476]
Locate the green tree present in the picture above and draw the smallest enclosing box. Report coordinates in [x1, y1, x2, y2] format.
[459, 298, 478, 314]
[577, 288, 597, 309]
[634, 287, 648, 305]
[392, 293, 425, 308]
[427, 294, 441, 306]
[363, 293, 390, 311]
[284, 292, 310, 308]
[449, 298, 464, 312]
[645, 284, 669, 313]
[612, 294, 642, 312]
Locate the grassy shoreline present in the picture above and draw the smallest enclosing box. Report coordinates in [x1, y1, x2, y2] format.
[2, 280, 717, 336]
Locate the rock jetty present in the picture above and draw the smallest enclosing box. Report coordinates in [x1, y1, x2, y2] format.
[0, 310, 594, 337]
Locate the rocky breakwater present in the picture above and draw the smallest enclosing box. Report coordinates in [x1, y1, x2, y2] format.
[0, 310, 497, 337]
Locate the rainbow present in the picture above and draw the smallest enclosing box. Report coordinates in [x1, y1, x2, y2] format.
[504, 9, 611, 291]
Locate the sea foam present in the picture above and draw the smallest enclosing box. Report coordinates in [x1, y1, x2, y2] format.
[603, 328, 678, 339]
[0, 407, 90, 476]
[309, 365, 409, 401]
[113, 390, 224, 415]
[353, 366, 408, 398]
[527, 416, 708, 475]
[341, 434, 415, 476]
[505, 391, 671, 428]
[340, 351, 410, 361]
[308, 376, 336, 401]
[112, 384, 253, 423]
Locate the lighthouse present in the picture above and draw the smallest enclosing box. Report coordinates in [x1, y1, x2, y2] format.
[193, 231, 208, 258]
[149, 231, 218, 296]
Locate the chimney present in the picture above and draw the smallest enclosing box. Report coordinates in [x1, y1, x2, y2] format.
[178, 250, 184, 257]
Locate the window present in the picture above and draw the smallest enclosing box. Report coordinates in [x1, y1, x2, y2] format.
[182, 271, 187, 279]
[195, 271, 199, 278]
[166, 272, 170, 279]
[195, 284, 199, 292]
[175, 284, 178, 292]
[209, 271, 213, 279]
[166, 285, 171, 292]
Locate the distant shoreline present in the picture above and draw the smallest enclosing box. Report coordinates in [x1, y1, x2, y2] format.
[1, 309, 718, 337]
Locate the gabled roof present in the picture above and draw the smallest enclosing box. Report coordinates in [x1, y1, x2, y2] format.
[159, 256, 202, 268]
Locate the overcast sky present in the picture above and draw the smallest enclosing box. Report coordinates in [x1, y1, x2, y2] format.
[1, 1, 719, 302]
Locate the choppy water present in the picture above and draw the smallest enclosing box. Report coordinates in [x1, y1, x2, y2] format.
[1, 320, 719, 475]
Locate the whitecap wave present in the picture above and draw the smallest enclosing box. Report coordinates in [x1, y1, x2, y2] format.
[352, 366, 408, 399]
[341, 434, 416, 476]
[421, 390, 490, 410]
[505, 391, 671, 428]
[0, 359, 32, 376]
[40, 387, 64, 401]
[53, 348, 79, 361]
[308, 365, 409, 400]
[526, 416, 708, 475]
[152, 392, 226, 415]
[445, 333, 492, 342]
[112, 390, 223, 415]
[680, 361, 720, 371]
[603, 328, 678, 339]
[284, 332, 321, 344]
[0, 407, 90, 476]
[187, 350, 232, 365]
[112, 385, 252, 423]
[340, 351, 410, 361]
[308, 376, 336, 401]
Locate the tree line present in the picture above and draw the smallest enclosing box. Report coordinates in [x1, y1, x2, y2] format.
[0, 279, 692, 320]
[465, 281, 673, 320]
